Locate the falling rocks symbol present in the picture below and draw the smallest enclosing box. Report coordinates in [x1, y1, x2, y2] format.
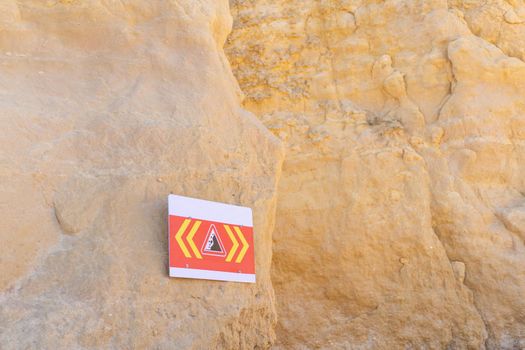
[202, 224, 226, 256]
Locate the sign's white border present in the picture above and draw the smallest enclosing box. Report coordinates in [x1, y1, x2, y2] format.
[168, 194, 253, 227]
[169, 267, 256, 283]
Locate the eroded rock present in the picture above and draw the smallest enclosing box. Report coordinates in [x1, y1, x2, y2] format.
[0, 1, 283, 349]
[226, 0, 524, 348]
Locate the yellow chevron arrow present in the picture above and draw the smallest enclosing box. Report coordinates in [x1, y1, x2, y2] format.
[175, 218, 191, 258]
[234, 226, 249, 263]
[224, 224, 239, 262]
[187, 220, 202, 259]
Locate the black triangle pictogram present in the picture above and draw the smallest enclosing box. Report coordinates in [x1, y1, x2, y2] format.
[201, 224, 227, 257]
[207, 233, 222, 252]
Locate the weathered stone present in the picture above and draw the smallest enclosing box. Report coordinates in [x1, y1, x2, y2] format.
[0, 1, 283, 349]
[1, 0, 525, 348]
[226, 0, 524, 348]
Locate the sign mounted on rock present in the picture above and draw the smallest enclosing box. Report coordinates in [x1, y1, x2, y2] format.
[168, 194, 255, 283]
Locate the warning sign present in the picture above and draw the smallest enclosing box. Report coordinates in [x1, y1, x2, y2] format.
[168, 194, 256, 283]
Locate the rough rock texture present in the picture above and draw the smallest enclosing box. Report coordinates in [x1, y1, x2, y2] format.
[449, 0, 525, 61]
[1, 0, 525, 349]
[0, 1, 283, 349]
[226, 0, 525, 348]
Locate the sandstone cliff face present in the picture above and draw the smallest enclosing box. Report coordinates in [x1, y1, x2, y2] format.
[0, 1, 283, 349]
[226, 0, 525, 348]
[1, 0, 524, 349]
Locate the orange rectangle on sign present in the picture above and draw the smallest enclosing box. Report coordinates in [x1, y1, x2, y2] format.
[168, 195, 256, 283]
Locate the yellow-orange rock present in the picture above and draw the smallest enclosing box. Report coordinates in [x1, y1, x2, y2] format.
[1, 0, 524, 349]
[227, 0, 524, 348]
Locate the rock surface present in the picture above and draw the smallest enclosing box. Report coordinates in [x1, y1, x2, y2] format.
[0, 1, 283, 349]
[1, 0, 525, 349]
[226, 0, 525, 348]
